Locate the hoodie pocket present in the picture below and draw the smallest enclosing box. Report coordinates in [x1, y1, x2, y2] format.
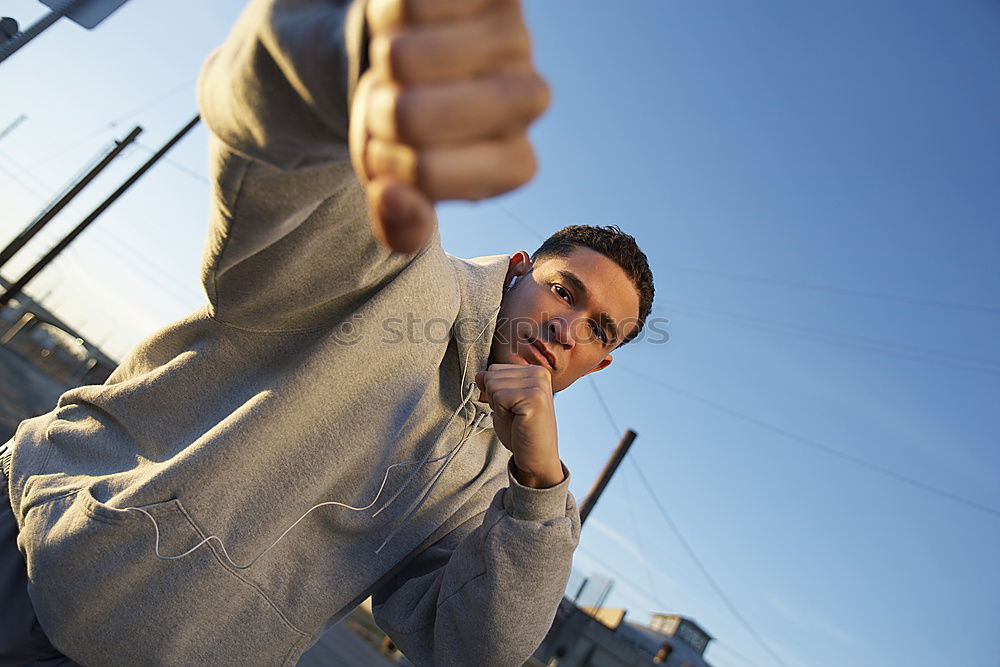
[20, 487, 310, 667]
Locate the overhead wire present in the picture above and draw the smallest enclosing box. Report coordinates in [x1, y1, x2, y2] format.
[575, 544, 666, 611]
[586, 379, 666, 610]
[657, 262, 1000, 315]
[710, 639, 766, 667]
[620, 366, 1000, 519]
[628, 456, 789, 667]
[27, 77, 197, 171]
[1, 136, 203, 308]
[0, 151, 49, 200]
[588, 378, 789, 667]
[657, 300, 1000, 375]
[489, 201, 997, 315]
[133, 140, 209, 185]
[492, 201, 545, 241]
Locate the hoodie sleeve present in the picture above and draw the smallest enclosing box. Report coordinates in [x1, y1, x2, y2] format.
[372, 460, 581, 666]
[197, 0, 418, 331]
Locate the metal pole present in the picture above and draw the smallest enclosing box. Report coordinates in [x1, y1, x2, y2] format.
[0, 126, 142, 270]
[0, 115, 200, 308]
[579, 429, 637, 526]
[0, 0, 80, 65]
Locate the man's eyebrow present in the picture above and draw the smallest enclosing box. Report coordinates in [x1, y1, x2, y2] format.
[557, 270, 620, 345]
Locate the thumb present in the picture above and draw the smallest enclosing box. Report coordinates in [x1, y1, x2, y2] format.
[366, 177, 437, 254]
[474, 370, 487, 402]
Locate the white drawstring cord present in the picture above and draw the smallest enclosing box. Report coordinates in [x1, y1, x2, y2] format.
[371, 383, 479, 519]
[374, 411, 489, 555]
[126, 304, 501, 568]
[125, 447, 460, 569]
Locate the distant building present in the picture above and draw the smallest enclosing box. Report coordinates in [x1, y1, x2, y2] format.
[533, 601, 715, 667]
[616, 614, 714, 667]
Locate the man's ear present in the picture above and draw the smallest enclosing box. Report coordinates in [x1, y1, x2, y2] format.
[504, 251, 532, 288]
[584, 355, 613, 376]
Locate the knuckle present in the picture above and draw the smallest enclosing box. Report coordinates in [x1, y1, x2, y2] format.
[393, 88, 422, 143]
[413, 147, 435, 193]
[489, 13, 531, 60]
[387, 31, 429, 84]
[377, 33, 410, 81]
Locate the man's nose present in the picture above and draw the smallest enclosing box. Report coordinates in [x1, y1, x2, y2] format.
[546, 317, 576, 349]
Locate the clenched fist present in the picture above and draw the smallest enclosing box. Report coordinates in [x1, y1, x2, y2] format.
[350, 0, 550, 253]
[475, 364, 566, 489]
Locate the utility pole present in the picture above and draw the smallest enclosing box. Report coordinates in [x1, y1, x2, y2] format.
[579, 429, 637, 526]
[0, 125, 142, 270]
[0, 115, 199, 308]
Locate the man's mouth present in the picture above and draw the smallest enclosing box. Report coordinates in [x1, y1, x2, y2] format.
[524, 337, 557, 371]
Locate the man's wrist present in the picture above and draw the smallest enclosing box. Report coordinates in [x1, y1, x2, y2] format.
[512, 461, 566, 489]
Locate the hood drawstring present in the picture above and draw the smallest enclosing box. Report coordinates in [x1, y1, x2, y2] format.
[372, 305, 500, 553]
[370, 382, 480, 520]
[375, 407, 490, 555]
[127, 306, 502, 568]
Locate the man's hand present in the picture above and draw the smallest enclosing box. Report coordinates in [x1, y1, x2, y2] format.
[350, 0, 550, 253]
[475, 364, 565, 489]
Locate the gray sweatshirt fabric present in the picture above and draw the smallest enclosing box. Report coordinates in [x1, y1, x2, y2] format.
[6, 1, 580, 665]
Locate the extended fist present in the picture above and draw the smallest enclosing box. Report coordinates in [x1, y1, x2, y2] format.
[475, 364, 565, 489]
[350, 0, 550, 252]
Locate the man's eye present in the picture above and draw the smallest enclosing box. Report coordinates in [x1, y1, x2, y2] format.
[553, 284, 572, 303]
[590, 321, 608, 344]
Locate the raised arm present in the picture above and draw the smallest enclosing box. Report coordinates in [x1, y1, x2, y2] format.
[351, 0, 550, 252]
[198, 0, 412, 331]
[197, 0, 548, 330]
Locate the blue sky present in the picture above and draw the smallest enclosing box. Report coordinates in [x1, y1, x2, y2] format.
[1, 1, 998, 665]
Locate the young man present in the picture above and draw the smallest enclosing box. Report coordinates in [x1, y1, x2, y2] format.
[0, 0, 654, 664]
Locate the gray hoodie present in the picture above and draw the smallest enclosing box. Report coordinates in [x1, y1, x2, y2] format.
[7, 1, 580, 665]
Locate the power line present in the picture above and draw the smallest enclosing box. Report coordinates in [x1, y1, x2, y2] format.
[628, 457, 789, 667]
[27, 77, 197, 170]
[657, 300, 1000, 376]
[710, 639, 766, 667]
[487, 201, 996, 315]
[491, 196, 999, 513]
[491, 201, 545, 240]
[575, 544, 666, 611]
[657, 263, 1000, 315]
[133, 140, 209, 184]
[574, 545, 762, 667]
[590, 380, 667, 606]
[0, 146, 57, 193]
[0, 154, 48, 200]
[622, 464, 667, 612]
[589, 379, 790, 667]
[89, 234, 203, 307]
[589, 377, 622, 434]
[620, 365, 1000, 518]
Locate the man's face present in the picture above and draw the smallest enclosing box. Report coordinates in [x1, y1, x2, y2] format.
[489, 246, 641, 392]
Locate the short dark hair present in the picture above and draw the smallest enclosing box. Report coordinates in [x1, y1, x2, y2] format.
[531, 225, 654, 346]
